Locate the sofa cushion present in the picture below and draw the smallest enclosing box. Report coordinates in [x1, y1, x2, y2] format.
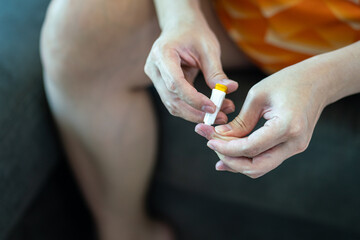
[0, 0, 62, 239]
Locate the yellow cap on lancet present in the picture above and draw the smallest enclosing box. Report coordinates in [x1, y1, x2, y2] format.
[215, 83, 227, 93]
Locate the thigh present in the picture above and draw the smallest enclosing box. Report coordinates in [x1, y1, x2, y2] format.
[200, 0, 251, 70]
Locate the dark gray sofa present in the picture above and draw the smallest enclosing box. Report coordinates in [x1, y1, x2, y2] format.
[1, 0, 360, 239]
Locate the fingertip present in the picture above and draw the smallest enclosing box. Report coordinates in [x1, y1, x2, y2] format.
[195, 123, 216, 140]
[195, 123, 202, 132]
[221, 108, 235, 115]
[216, 160, 237, 173]
[215, 117, 227, 125]
[194, 123, 206, 135]
[222, 98, 235, 107]
[221, 99, 235, 114]
[218, 79, 238, 93]
[215, 161, 225, 171]
[215, 112, 228, 124]
[195, 125, 206, 138]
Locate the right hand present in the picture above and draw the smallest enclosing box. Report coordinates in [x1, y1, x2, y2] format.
[144, 14, 238, 123]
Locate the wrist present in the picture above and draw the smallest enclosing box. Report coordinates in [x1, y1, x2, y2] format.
[305, 43, 360, 107]
[154, 0, 204, 30]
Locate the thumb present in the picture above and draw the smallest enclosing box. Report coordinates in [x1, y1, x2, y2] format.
[200, 50, 238, 93]
[214, 90, 263, 137]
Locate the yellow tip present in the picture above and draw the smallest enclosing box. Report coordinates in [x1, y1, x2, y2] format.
[215, 83, 227, 93]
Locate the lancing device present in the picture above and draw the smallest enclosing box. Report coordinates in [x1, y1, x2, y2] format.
[203, 83, 228, 125]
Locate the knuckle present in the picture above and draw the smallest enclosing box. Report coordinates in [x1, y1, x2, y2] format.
[166, 81, 177, 93]
[241, 168, 256, 178]
[151, 42, 171, 61]
[207, 71, 226, 82]
[250, 173, 265, 179]
[164, 101, 179, 116]
[157, 42, 173, 56]
[243, 148, 258, 158]
[152, 40, 162, 52]
[168, 108, 179, 116]
[244, 168, 265, 179]
[144, 63, 151, 76]
[149, 46, 160, 59]
[241, 143, 259, 157]
[296, 139, 309, 153]
[246, 172, 261, 179]
[182, 89, 198, 105]
[286, 120, 304, 138]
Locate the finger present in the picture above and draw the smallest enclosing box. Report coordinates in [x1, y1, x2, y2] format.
[249, 142, 293, 177]
[214, 152, 238, 173]
[215, 161, 237, 173]
[195, 123, 238, 141]
[149, 65, 208, 122]
[220, 99, 235, 114]
[216, 154, 254, 175]
[157, 49, 216, 113]
[182, 66, 199, 83]
[199, 48, 238, 93]
[214, 88, 264, 137]
[174, 101, 206, 123]
[208, 116, 286, 157]
[214, 111, 228, 124]
[222, 142, 294, 178]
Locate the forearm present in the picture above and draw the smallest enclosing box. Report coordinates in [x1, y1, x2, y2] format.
[154, 0, 204, 29]
[314, 41, 360, 106]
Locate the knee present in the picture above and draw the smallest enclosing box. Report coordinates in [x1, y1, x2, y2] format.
[41, 0, 110, 78]
[41, 0, 158, 88]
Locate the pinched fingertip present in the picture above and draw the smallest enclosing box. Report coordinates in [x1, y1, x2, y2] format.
[215, 161, 237, 173]
[195, 123, 216, 140]
[218, 79, 238, 93]
[221, 99, 236, 114]
[214, 112, 228, 125]
[215, 161, 226, 171]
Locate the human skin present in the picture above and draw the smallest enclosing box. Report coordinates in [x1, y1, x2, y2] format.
[195, 41, 360, 178]
[40, 0, 248, 239]
[146, 0, 240, 123]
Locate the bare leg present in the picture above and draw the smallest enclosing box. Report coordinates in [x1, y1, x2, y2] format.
[41, 0, 169, 239]
[41, 0, 247, 239]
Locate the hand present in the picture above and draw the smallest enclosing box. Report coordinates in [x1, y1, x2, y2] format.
[144, 13, 238, 123]
[195, 57, 332, 178]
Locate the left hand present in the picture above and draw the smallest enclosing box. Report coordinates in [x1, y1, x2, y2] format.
[195, 56, 332, 178]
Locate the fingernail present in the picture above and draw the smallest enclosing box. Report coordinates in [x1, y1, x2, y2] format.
[219, 79, 235, 85]
[207, 142, 215, 150]
[202, 105, 215, 113]
[215, 161, 224, 171]
[215, 124, 232, 134]
[223, 106, 235, 113]
[215, 118, 227, 125]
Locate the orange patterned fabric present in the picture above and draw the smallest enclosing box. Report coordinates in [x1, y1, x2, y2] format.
[214, 0, 360, 73]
